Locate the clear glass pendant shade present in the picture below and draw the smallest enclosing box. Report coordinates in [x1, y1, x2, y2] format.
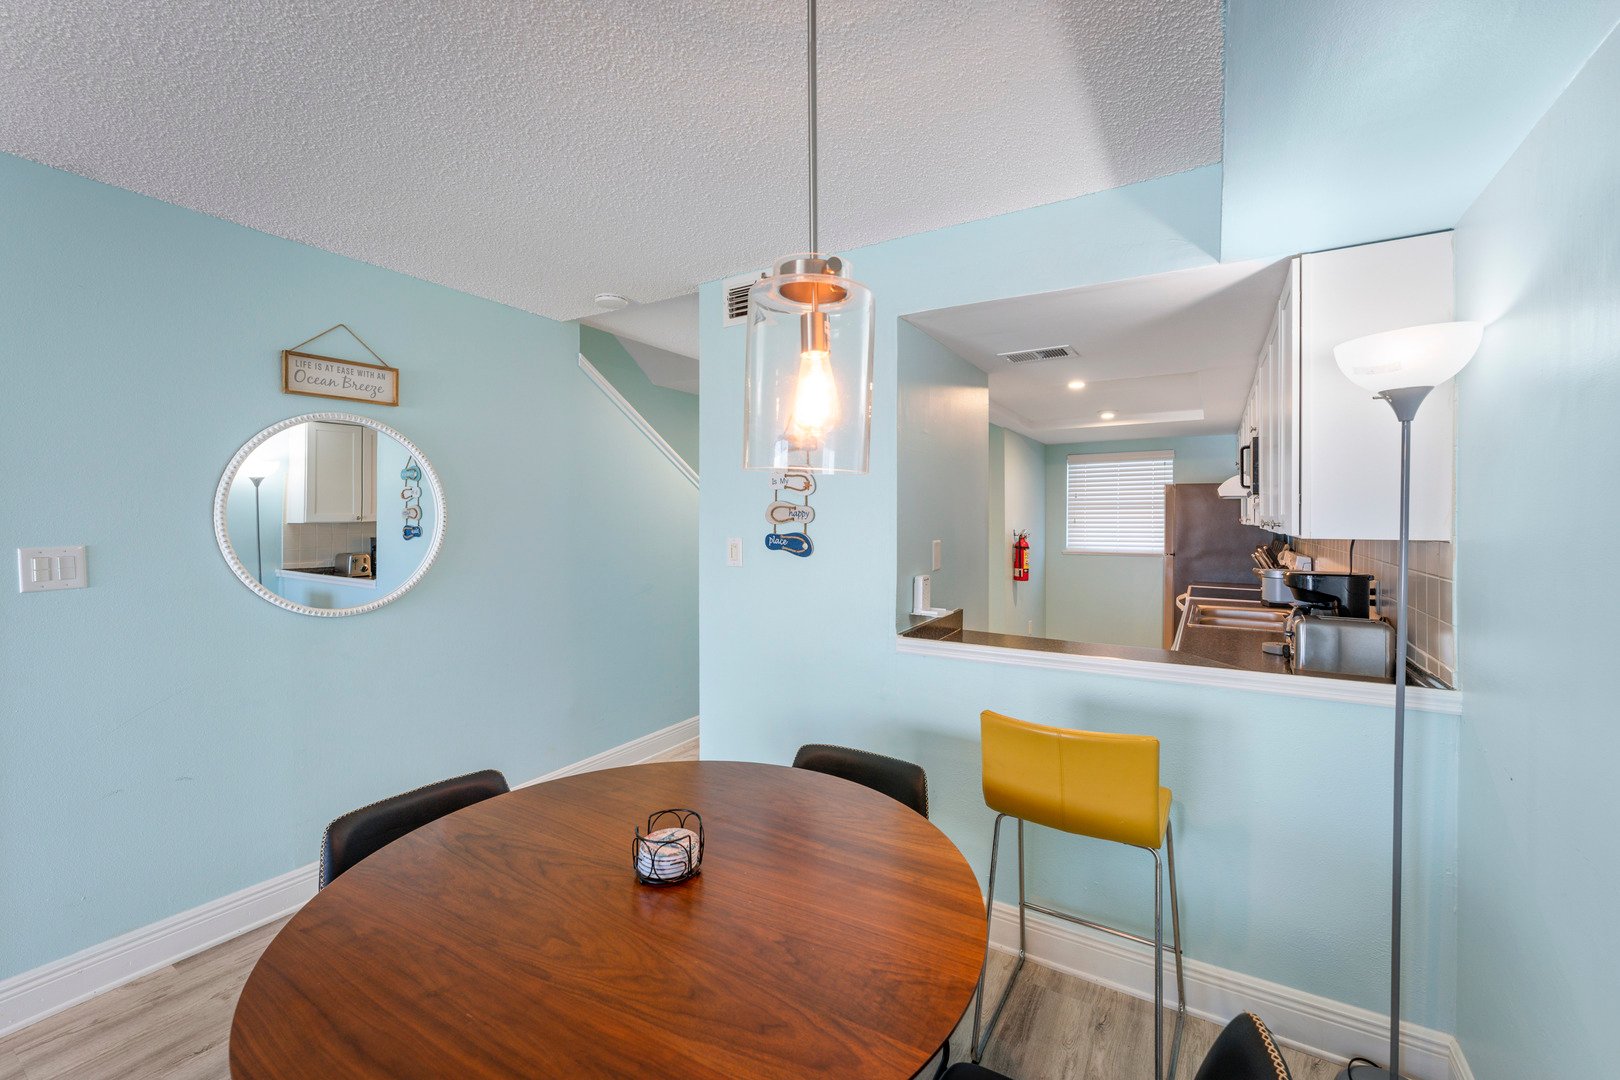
[744, 254, 874, 473]
[1333, 321, 1483, 394]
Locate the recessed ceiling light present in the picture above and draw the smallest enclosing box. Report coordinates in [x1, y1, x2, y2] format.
[593, 293, 631, 310]
[1099, 411, 1117, 420]
[1067, 380, 1086, 390]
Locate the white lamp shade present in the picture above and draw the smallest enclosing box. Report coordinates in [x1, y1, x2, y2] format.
[242, 437, 285, 481]
[1333, 321, 1483, 394]
[744, 257, 874, 474]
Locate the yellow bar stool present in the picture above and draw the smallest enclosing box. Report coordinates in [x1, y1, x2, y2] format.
[972, 710, 1186, 1080]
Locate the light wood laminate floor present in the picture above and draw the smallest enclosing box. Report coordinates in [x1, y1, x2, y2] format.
[0, 927, 1341, 1080]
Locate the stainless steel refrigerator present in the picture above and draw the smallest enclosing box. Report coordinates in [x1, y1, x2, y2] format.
[1162, 483, 1273, 648]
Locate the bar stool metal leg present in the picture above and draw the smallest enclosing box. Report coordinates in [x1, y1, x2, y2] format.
[1153, 846, 1164, 1080]
[1166, 819, 1186, 1080]
[971, 814, 1026, 1064]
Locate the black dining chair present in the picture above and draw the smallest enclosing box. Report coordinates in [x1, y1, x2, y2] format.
[791, 743, 929, 818]
[941, 1010, 1293, 1080]
[318, 769, 509, 889]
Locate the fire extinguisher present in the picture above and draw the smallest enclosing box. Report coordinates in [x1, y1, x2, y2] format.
[1012, 531, 1031, 582]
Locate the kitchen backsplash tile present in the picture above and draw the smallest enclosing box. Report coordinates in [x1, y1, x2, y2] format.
[282, 520, 375, 570]
[1290, 537, 1456, 687]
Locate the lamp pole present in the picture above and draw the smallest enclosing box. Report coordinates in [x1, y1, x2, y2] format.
[249, 475, 266, 582]
[1332, 320, 1480, 1080]
[1340, 384, 1430, 1080]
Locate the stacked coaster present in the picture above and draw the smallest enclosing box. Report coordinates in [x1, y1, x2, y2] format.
[635, 826, 700, 883]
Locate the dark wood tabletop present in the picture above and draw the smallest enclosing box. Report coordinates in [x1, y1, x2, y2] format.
[230, 760, 988, 1079]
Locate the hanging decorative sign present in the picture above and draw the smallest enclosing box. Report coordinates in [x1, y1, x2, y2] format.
[766, 501, 814, 525]
[401, 459, 423, 540]
[765, 532, 813, 557]
[281, 324, 400, 406]
[765, 470, 816, 557]
[770, 471, 816, 494]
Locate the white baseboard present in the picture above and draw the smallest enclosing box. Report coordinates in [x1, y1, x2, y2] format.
[514, 715, 699, 787]
[989, 901, 1469, 1080]
[1447, 1037, 1476, 1080]
[0, 716, 700, 1039]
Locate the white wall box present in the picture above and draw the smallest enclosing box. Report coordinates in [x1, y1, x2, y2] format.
[1238, 233, 1456, 541]
[284, 421, 378, 524]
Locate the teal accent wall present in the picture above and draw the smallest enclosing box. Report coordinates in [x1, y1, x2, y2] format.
[897, 322, 989, 625]
[1043, 435, 1239, 647]
[1222, 0, 1620, 261]
[1452, 25, 1620, 1078]
[578, 325, 699, 471]
[0, 153, 698, 980]
[986, 425, 1045, 637]
[373, 431, 439, 596]
[699, 165, 1459, 1029]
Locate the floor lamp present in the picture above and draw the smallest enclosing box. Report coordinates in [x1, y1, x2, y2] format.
[244, 459, 278, 582]
[1331, 321, 1482, 1080]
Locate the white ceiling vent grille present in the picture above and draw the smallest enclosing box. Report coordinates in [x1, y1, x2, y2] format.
[722, 272, 762, 327]
[998, 345, 1079, 364]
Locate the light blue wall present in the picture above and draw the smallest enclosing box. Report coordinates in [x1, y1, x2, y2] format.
[578, 325, 699, 471]
[987, 425, 1046, 637]
[897, 322, 989, 624]
[1222, 0, 1620, 261]
[1043, 435, 1239, 647]
[373, 431, 439, 596]
[1452, 25, 1620, 1078]
[699, 165, 1458, 1028]
[0, 153, 698, 980]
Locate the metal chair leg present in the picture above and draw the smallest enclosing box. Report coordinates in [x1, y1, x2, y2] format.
[1153, 847, 1164, 1080]
[971, 814, 1026, 1063]
[1165, 819, 1186, 1080]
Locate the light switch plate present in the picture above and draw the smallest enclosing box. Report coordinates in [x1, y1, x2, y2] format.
[18, 546, 88, 593]
[931, 540, 943, 572]
[725, 538, 743, 567]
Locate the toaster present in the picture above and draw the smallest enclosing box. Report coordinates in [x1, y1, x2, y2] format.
[1288, 612, 1395, 679]
[334, 552, 372, 578]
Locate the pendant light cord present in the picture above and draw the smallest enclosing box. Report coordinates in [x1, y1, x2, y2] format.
[806, 0, 819, 254]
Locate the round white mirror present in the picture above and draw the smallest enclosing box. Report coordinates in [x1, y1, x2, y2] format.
[213, 413, 446, 616]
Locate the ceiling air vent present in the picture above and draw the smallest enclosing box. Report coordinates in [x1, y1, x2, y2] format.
[998, 345, 1079, 365]
[722, 272, 763, 327]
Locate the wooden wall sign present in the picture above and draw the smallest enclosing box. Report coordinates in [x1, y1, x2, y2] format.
[280, 325, 400, 406]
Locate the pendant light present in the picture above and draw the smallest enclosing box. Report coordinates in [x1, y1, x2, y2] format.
[744, 0, 875, 474]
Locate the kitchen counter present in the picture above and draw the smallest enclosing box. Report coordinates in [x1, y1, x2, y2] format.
[275, 568, 378, 590]
[1171, 582, 1294, 677]
[895, 598, 1457, 713]
[901, 608, 1260, 671]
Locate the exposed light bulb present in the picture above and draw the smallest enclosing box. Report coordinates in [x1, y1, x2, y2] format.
[1067, 380, 1086, 390]
[789, 347, 839, 442]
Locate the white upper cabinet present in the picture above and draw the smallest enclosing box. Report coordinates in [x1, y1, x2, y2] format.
[285, 421, 379, 524]
[1239, 233, 1456, 541]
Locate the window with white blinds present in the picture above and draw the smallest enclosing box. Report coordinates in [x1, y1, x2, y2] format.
[1064, 451, 1174, 554]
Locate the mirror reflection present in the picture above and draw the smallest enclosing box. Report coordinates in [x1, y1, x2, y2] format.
[898, 236, 1461, 690]
[219, 417, 441, 613]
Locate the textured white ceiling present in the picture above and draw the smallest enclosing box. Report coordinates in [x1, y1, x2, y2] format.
[582, 293, 699, 360]
[582, 292, 700, 393]
[0, 0, 1222, 321]
[907, 259, 1289, 444]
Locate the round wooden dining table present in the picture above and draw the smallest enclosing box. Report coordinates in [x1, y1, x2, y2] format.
[230, 760, 988, 1079]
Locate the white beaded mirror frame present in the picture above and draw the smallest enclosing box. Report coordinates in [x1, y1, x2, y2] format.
[212, 412, 447, 617]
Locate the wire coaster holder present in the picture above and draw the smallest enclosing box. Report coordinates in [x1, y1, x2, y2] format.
[632, 808, 704, 886]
